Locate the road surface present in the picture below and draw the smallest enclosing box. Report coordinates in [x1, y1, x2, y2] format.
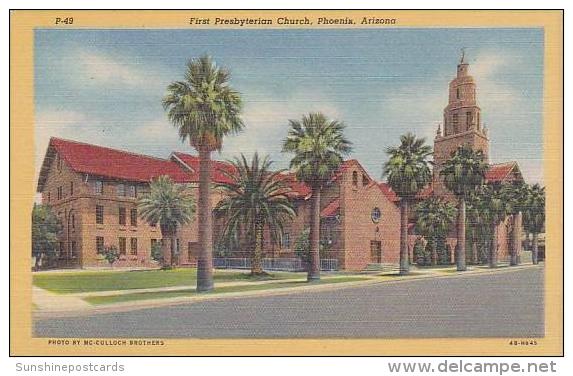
[34, 267, 544, 338]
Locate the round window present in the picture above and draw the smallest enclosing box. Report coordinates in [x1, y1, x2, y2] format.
[371, 207, 381, 223]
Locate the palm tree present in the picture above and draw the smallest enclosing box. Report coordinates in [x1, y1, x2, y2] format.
[163, 55, 244, 292]
[440, 145, 488, 271]
[215, 153, 296, 275]
[414, 197, 457, 265]
[500, 182, 528, 266]
[137, 176, 196, 268]
[282, 112, 352, 281]
[384, 133, 432, 275]
[466, 193, 489, 265]
[523, 184, 545, 264]
[478, 184, 509, 268]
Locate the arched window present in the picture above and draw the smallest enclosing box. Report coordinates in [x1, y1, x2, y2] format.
[352, 171, 358, 187]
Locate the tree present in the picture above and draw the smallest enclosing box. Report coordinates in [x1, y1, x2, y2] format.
[523, 184, 545, 264]
[102, 245, 120, 267]
[215, 153, 296, 275]
[413, 238, 430, 266]
[294, 227, 330, 264]
[163, 55, 244, 292]
[440, 145, 488, 271]
[137, 176, 196, 268]
[282, 112, 352, 281]
[31, 204, 62, 270]
[500, 182, 529, 266]
[466, 192, 489, 265]
[383, 133, 432, 275]
[477, 184, 509, 268]
[414, 197, 457, 265]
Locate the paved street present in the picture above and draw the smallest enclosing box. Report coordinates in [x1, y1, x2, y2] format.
[34, 267, 544, 338]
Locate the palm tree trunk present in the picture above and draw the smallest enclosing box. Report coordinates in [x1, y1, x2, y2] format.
[472, 238, 478, 265]
[510, 213, 521, 266]
[160, 227, 171, 267]
[251, 220, 264, 275]
[197, 148, 214, 292]
[431, 239, 437, 266]
[532, 232, 539, 265]
[399, 199, 409, 275]
[489, 223, 498, 268]
[170, 236, 176, 267]
[456, 198, 467, 271]
[308, 187, 321, 281]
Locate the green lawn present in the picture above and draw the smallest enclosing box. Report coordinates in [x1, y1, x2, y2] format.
[33, 268, 305, 294]
[83, 277, 370, 306]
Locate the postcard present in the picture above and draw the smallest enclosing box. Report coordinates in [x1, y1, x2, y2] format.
[9, 9, 563, 356]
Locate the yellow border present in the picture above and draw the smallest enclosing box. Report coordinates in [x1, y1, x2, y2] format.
[10, 10, 563, 356]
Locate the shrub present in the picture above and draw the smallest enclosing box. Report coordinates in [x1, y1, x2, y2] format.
[414, 239, 431, 266]
[150, 241, 163, 264]
[103, 245, 120, 267]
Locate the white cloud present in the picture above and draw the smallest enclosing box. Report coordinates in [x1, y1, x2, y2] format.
[220, 90, 344, 167]
[73, 49, 166, 90]
[470, 50, 521, 108]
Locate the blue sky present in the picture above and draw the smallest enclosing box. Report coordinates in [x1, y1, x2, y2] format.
[34, 28, 544, 183]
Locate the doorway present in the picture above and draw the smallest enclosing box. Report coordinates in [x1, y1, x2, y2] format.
[370, 241, 382, 264]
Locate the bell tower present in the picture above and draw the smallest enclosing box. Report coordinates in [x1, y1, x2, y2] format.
[433, 51, 489, 198]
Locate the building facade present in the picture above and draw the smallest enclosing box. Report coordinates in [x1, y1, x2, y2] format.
[35, 57, 527, 271]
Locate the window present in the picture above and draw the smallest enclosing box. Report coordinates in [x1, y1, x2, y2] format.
[96, 236, 104, 254]
[362, 174, 369, 187]
[70, 241, 77, 258]
[93, 180, 103, 195]
[466, 111, 473, 129]
[57, 186, 63, 200]
[96, 205, 104, 224]
[151, 238, 158, 249]
[58, 241, 64, 258]
[176, 239, 180, 254]
[352, 171, 358, 187]
[47, 192, 51, 203]
[130, 208, 138, 226]
[128, 185, 137, 198]
[452, 114, 459, 133]
[119, 207, 126, 225]
[118, 237, 126, 255]
[371, 207, 381, 223]
[188, 242, 193, 260]
[130, 238, 138, 255]
[70, 181, 74, 196]
[282, 233, 291, 249]
[117, 183, 126, 197]
[324, 226, 333, 244]
[71, 214, 75, 229]
[456, 87, 460, 99]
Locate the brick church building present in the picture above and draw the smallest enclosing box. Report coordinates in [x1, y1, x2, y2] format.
[35, 57, 525, 271]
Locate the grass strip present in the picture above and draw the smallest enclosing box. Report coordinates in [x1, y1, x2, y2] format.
[84, 277, 369, 306]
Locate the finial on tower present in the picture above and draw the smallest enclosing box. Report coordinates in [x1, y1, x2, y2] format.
[460, 47, 467, 64]
[436, 122, 442, 138]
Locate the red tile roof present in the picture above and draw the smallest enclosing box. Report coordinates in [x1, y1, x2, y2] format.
[377, 182, 400, 202]
[278, 172, 312, 199]
[37, 138, 192, 191]
[321, 199, 340, 218]
[171, 152, 236, 184]
[485, 162, 521, 183]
